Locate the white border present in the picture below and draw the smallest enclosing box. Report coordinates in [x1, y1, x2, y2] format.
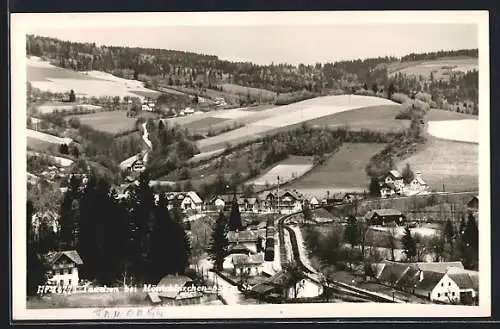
[11, 11, 490, 320]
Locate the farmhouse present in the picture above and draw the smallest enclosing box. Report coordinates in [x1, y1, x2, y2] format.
[232, 253, 265, 277]
[155, 274, 204, 306]
[372, 260, 476, 304]
[250, 270, 323, 300]
[210, 194, 263, 212]
[379, 169, 430, 198]
[227, 230, 265, 254]
[364, 209, 406, 226]
[263, 190, 304, 214]
[164, 191, 203, 212]
[44, 250, 83, 287]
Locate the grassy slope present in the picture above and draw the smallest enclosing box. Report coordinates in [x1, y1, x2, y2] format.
[396, 137, 478, 192]
[287, 143, 387, 195]
[305, 104, 407, 132]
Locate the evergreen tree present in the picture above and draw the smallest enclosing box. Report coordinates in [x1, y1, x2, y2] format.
[461, 213, 479, 269]
[69, 89, 76, 102]
[401, 227, 417, 262]
[443, 219, 455, 245]
[27, 200, 49, 296]
[209, 211, 229, 271]
[228, 198, 243, 231]
[302, 201, 313, 224]
[401, 163, 415, 184]
[387, 82, 396, 99]
[344, 215, 360, 248]
[368, 177, 381, 197]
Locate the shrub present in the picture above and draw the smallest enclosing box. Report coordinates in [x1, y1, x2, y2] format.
[415, 92, 432, 104]
[391, 93, 411, 104]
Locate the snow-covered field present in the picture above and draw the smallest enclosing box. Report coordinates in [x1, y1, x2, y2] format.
[211, 108, 254, 120]
[27, 129, 73, 145]
[36, 104, 102, 114]
[197, 95, 396, 152]
[428, 119, 478, 143]
[27, 57, 159, 100]
[28, 151, 74, 167]
[249, 164, 314, 186]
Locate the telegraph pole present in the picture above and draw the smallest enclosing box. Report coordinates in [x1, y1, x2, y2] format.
[277, 175, 280, 214]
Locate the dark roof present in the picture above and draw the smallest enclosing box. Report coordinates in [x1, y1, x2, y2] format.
[377, 261, 410, 283]
[396, 266, 420, 288]
[415, 262, 464, 273]
[415, 271, 445, 291]
[447, 268, 479, 290]
[45, 250, 83, 266]
[365, 209, 403, 219]
[158, 274, 192, 287]
[227, 230, 260, 243]
[232, 254, 264, 266]
[226, 243, 254, 255]
[388, 170, 402, 179]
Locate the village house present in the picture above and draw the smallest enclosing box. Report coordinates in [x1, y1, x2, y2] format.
[227, 230, 265, 254]
[262, 190, 304, 214]
[364, 209, 406, 226]
[210, 194, 263, 213]
[164, 191, 203, 213]
[153, 274, 204, 306]
[372, 261, 477, 304]
[232, 253, 265, 277]
[44, 250, 83, 287]
[250, 270, 324, 301]
[403, 171, 429, 196]
[379, 169, 429, 198]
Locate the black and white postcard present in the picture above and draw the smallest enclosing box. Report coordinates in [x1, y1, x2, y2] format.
[10, 11, 491, 320]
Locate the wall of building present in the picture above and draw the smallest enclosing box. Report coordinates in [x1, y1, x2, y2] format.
[287, 278, 323, 299]
[50, 266, 79, 287]
[430, 274, 461, 304]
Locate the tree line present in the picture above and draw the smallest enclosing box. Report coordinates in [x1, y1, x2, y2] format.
[26, 172, 191, 295]
[27, 34, 477, 97]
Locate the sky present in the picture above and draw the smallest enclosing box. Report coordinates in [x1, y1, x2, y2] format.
[32, 24, 478, 66]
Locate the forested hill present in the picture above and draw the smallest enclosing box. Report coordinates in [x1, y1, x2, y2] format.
[27, 34, 477, 96]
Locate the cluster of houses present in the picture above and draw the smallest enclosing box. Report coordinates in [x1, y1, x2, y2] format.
[379, 169, 430, 198]
[371, 260, 478, 305]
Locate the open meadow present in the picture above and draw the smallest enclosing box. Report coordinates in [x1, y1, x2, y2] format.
[396, 137, 478, 192]
[27, 56, 160, 100]
[247, 156, 315, 187]
[427, 119, 478, 143]
[196, 95, 397, 152]
[287, 143, 386, 197]
[69, 111, 159, 135]
[387, 57, 478, 80]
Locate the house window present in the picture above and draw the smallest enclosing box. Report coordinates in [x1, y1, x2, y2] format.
[68, 279, 72, 285]
[437, 293, 441, 297]
[448, 282, 451, 286]
[445, 292, 448, 297]
[452, 292, 455, 297]
[441, 283, 444, 287]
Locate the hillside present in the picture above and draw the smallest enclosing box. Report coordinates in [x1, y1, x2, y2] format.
[286, 143, 387, 198]
[396, 137, 478, 192]
[195, 95, 396, 153]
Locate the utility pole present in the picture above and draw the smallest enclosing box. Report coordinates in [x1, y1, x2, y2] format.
[277, 175, 280, 214]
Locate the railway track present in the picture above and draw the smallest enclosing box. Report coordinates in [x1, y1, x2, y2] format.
[277, 206, 403, 303]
